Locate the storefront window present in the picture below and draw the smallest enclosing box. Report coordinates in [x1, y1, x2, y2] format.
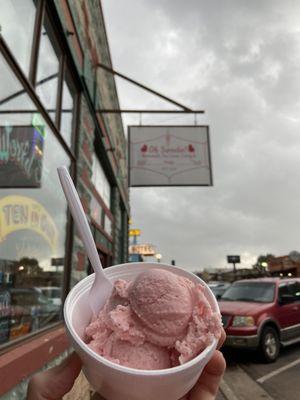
[0, 0, 37, 76]
[90, 195, 112, 237]
[104, 215, 112, 237]
[0, 51, 34, 113]
[90, 194, 102, 226]
[0, 53, 71, 347]
[35, 18, 60, 122]
[60, 73, 75, 147]
[92, 154, 111, 209]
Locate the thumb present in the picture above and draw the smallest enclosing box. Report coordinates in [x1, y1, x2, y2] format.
[27, 352, 82, 400]
[189, 350, 226, 400]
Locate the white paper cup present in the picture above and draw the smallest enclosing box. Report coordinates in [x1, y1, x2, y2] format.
[64, 262, 220, 400]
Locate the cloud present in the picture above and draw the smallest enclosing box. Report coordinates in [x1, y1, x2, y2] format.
[102, 0, 300, 271]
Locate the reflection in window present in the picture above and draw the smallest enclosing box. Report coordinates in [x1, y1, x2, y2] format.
[0, 53, 70, 347]
[0, 52, 34, 114]
[90, 194, 102, 226]
[36, 19, 60, 122]
[104, 215, 112, 237]
[0, 0, 36, 75]
[92, 154, 111, 209]
[60, 74, 75, 147]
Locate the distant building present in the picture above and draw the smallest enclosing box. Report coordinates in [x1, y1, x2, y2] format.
[267, 255, 300, 277]
[199, 267, 268, 283]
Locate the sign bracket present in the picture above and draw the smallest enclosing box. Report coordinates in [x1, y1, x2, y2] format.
[95, 62, 205, 115]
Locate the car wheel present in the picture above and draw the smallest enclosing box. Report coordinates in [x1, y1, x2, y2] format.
[260, 326, 280, 363]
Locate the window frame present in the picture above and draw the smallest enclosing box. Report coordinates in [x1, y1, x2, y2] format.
[0, 0, 79, 157]
[91, 153, 114, 238]
[0, 0, 81, 352]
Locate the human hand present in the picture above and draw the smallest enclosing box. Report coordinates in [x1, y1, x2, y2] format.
[27, 330, 226, 400]
[180, 349, 226, 400]
[181, 328, 226, 400]
[27, 352, 82, 400]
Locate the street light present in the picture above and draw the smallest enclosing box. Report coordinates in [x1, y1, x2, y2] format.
[155, 253, 162, 263]
[260, 261, 268, 268]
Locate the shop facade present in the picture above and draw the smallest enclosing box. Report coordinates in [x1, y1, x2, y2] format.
[0, 0, 129, 397]
[267, 255, 300, 277]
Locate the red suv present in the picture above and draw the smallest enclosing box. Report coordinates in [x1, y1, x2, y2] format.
[219, 278, 300, 362]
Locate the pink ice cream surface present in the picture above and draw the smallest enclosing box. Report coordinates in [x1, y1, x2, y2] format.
[85, 269, 222, 370]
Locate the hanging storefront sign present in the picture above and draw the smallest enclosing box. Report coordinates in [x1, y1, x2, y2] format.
[128, 125, 213, 187]
[0, 195, 58, 253]
[0, 125, 44, 188]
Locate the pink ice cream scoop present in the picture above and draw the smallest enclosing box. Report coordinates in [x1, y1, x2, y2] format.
[85, 268, 222, 370]
[129, 269, 194, 347]
[102, 333, 171, 370]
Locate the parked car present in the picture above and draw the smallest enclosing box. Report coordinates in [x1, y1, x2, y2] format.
[4, 288, 60, 343]
[208, 281, 231, 299]
[0, 289, 12, 344]
[219, 278, 300, 362]
[35, 287, 62, 307]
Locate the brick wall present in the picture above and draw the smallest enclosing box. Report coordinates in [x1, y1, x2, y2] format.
[55, 0, 129, 276]
[63, 0, 128, 204]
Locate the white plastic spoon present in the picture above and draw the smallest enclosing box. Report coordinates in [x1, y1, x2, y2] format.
[57, 166, 113, 317]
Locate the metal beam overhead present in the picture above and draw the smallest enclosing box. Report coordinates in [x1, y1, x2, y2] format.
[95, 62, 203, 114]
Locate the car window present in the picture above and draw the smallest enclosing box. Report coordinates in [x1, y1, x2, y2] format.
[210, 287, 227, 297]
[278, 284, 290, 298]
[221, 282, 275, 302]
[294, 282, 300, 300]
[11, 292, 37, 306]
[37, 295, 51, 305]
[288, 282, 300, 301]
[42, 288, 61, 298]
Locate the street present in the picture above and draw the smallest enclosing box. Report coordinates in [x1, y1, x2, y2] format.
[220, 343, 300, 399]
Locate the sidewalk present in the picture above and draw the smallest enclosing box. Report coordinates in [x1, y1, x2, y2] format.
[217, 390, 226, 400]
[219, 364, 274, 400]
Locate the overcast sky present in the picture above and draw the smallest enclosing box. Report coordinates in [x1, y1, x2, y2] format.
[102, 0, 300, 272]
